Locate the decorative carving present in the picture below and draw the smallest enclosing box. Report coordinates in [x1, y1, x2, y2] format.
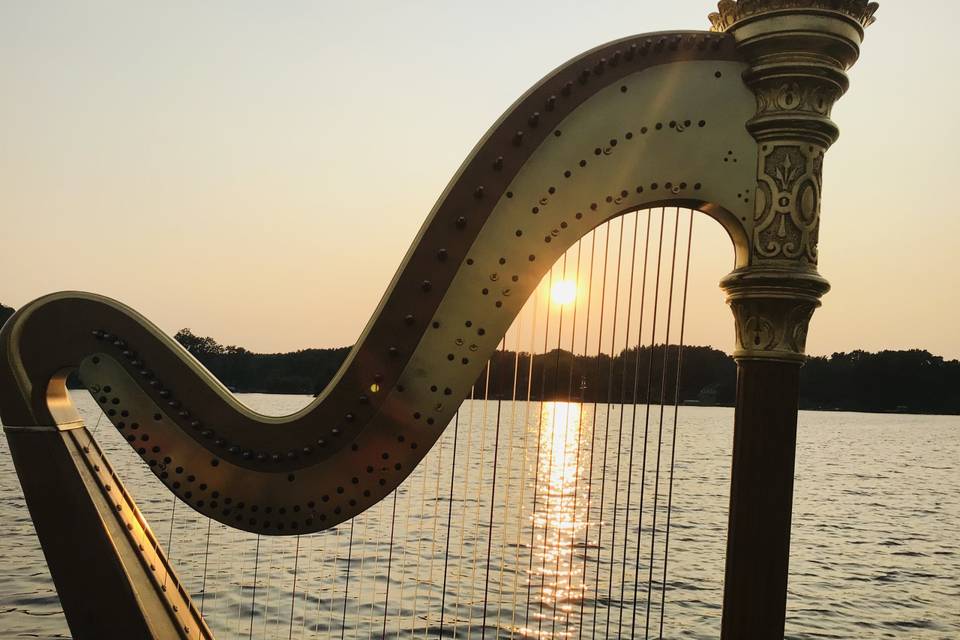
[711, 0, 876, 360]
[729, 298, 817, 361]
[755, 81, 837, 118]
[721, 268, 829, 362]
[709, 0, 879, 32]
[754, 144, 824, 263]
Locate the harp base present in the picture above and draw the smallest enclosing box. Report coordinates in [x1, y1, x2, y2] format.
[5, 424, 212, 640]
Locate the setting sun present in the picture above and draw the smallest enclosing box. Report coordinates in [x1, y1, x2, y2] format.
[551, 280, 577, 305]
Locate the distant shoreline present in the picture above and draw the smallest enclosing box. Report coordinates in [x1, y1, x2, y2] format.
[3, 305, 958, 416]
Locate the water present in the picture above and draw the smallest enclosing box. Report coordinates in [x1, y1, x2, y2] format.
[0, 393, 957, 639]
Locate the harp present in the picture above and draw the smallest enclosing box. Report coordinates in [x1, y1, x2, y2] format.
[0, 2, 878, 638]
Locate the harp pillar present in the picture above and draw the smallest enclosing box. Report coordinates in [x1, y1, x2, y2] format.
[710, 2, 876, 637]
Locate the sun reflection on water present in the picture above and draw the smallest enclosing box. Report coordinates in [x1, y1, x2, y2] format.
[524, 401, 588, 638]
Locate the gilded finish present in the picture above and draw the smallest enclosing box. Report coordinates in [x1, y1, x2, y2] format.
[711, 0, 876, 361]
[0, 33, 753, 538]
[0, 5, 879, 637]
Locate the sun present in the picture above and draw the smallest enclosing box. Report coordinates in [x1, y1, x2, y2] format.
[551, 280, 578, 305]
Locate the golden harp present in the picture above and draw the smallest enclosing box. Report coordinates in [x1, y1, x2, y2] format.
[0, 2, 878, 638]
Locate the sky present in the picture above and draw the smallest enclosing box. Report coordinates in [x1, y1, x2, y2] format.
[2, 1, 959, 358]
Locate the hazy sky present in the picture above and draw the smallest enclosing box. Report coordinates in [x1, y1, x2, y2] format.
[2, 1, 958, 358]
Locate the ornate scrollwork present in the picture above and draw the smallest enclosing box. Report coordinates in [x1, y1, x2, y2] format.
[729, 298, 818, 362]
[721, 268, 829, 362]
[711, 0, 876, 360]
[753, 144, 824, 263]
[709, 0, 879, 32]
[756, 81, 836, 118]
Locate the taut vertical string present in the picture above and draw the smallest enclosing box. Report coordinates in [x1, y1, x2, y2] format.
[425, 414, 448, 636]
[555, 239, 585, 638]
[287, 535, 301, 640]
[525, 267, 554, 629]
[578, 224, 612, 640]
[340, 520, 354, 640]
[467, 360, 493, 636]
[538, 253, 569, 636]
[631, 208, 667, 638]
[605, 211, 642, 638]
[508, 276, 540, 633]
[494, 304, 524, 635]
[249, 534, 261, 639]
[438, 411, 461, 636]
[200, 518, 212, 615]
[451, 386, 477, 636]
[381, 492, 399, 638]
[658, 209, 694, 638]
[644, 207, 682, 639]
[617, 211, 653, 637]
[481, 340, 508, 639]
[569, 230, 597, 634]
[592, 217, 626, 639]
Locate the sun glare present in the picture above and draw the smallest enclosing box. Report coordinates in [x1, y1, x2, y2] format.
[551, 280, 577, 305]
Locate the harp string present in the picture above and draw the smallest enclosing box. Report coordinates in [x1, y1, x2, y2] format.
[538, 254, 568, 635]
[404, 417, 426, 636]
[659, 209, 695, 637]
[631, 207, 668, 636]
[508, 273, 540, 634]
[370, 497, 387, 638]
[567, 229, 597, 635]
[112, 208, 705, 639]
[298, 529, 312, 637]
[466, 359, 493, 637]
[425, 413, 449, 636]
[578, 222, 613, 640]
[248, 534, 261, 639]
[493, 297, 523, 635]
[525, 265, 553, 629]
[480, 338, 508, 639]
[164, 495, 177, 589]
[616, 211, 654, 637]
[450, 384, 477, 636]
[438, 409, 461, 634]
[324, 524, 339, 634]
[200, 518, 212, 615]
[644, 207, 683, 639]
[405, 394, 432, 636]
[592, 215, 627, 639]
[380, 492, 399, 638]
[552, 238, 584, 639]
[339, 520, 354, 639]
[605, 211, 642, 638]
[553, 250, 579, 635]
[287, 535, 301, 639]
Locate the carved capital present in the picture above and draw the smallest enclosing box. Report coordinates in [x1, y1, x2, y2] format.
[710, 1, 876, 268]
[721, 267, 830, 362]
[709, 1, 878, 33]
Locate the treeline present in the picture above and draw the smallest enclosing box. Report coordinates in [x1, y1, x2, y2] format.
[1, 304, 957, 414]
[172, 328, 960, 415]
[174, 329, 350, 395]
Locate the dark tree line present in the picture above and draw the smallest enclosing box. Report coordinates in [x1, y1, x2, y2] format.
[1, 303, 957, 414]
[171, 328, 960, 414]
[0, 303, 13, 328]
[173, 329, 350, 395]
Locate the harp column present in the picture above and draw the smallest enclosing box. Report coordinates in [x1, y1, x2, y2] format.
[709, 2, 877, 637]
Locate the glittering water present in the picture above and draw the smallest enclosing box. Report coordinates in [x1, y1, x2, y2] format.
[0, 393, 957, 639]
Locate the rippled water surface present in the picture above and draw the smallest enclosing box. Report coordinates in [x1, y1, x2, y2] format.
[1, 393, 957, 639]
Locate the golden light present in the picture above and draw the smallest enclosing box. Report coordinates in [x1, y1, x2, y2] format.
[550, 279, 577, 305]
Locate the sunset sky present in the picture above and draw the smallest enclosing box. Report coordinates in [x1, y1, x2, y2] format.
[2, 1, 958, 358]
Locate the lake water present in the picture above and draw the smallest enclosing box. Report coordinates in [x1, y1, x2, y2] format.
[0, 393, 957, 639]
